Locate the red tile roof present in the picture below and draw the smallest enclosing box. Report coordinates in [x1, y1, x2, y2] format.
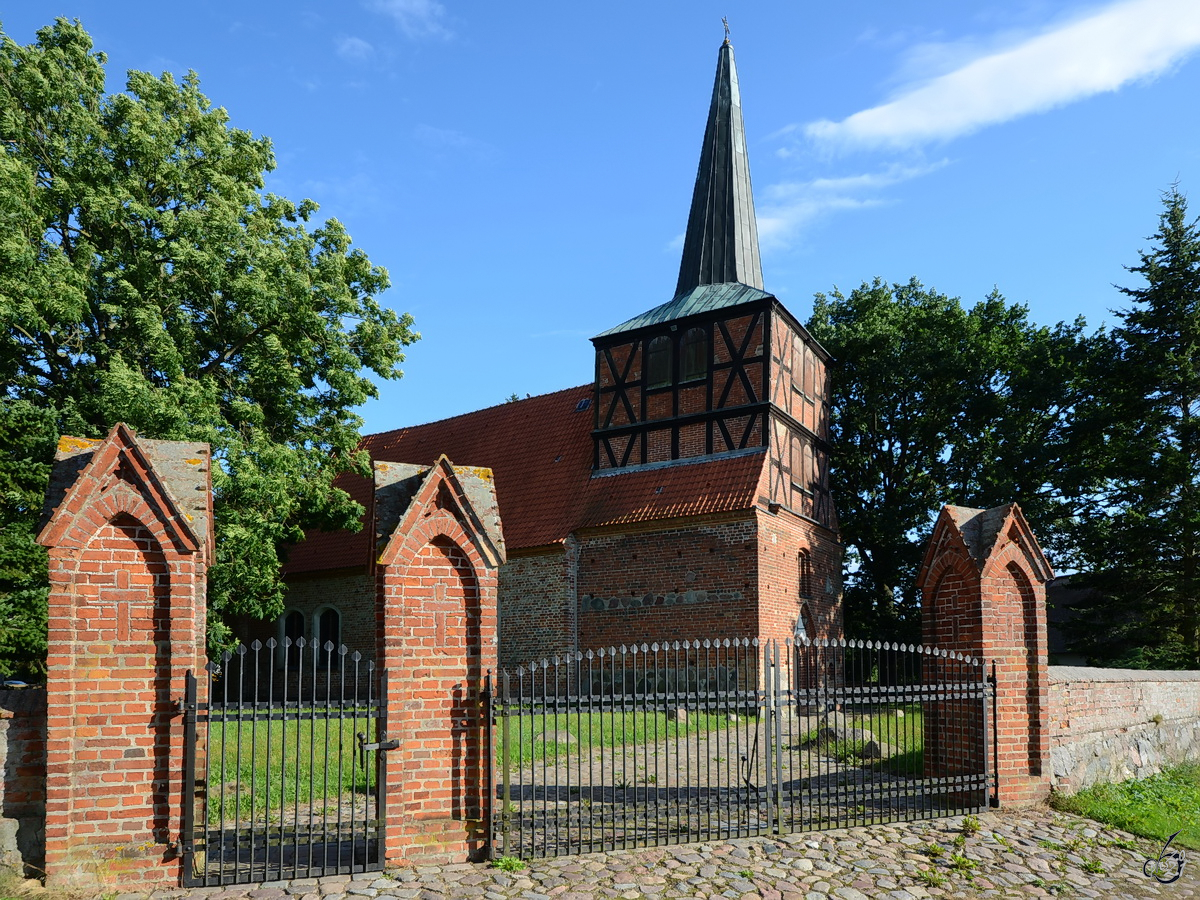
[285, 384, 767, 573]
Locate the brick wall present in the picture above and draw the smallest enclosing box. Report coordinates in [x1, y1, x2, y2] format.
[577, 515, 759, 649]
[755, 507, 842, 646]
[917, 504, 1052, 807]
[0, 690, 46, 875]
[497, 546, 576, 668]
[37, 426, 210, 887]
[375, 459, 500, 865]
[1048, 667, 1200, 793]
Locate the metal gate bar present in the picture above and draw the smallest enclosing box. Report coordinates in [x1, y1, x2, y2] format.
[489, 637, 994, 858]
[182, 638, 388, 886]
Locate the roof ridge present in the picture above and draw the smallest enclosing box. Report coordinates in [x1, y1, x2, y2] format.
[365, 382, 594, 441]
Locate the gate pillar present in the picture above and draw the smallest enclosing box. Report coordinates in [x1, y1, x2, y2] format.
[37, 425, 211, 887]
[374, 458, 503, 865]
[916, 503, 1052, 806]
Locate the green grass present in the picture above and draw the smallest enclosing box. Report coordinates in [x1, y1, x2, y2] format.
[1051, 762, 1200, 851]
[498, 709, 741, 767]
[490, 856, 526, 872]
[205, 716, 376, 823]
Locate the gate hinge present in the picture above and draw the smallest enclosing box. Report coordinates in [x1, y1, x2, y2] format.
[361, 738, 400, 753]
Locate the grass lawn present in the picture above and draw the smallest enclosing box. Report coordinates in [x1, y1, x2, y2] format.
[499, 709, 742, 768]
[1051, 762, 1200, 851]
[205, 717, 376, 822]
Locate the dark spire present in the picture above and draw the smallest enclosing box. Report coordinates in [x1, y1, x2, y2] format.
[675, 37, 764, 297]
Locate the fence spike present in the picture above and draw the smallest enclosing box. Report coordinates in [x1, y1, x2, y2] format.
[324, 640, 335, 652]
[640, 642, 649, 652]
[250, 639, 262, 651]
[296, 636, 307, 649]
[586, 649, 595, 659]
[611, 646, 620, 655]
[265, 637, 277, 649]
[339, 644, 349, 656]
[351, 650, 362, 662]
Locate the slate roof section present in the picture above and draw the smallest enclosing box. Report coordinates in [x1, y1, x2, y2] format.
[284, 385, 767, 574]
[675, 39, 764, 297]
[594, 283, 773, 339]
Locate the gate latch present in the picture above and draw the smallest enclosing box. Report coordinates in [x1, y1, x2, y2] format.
[357, 731, 400, 766]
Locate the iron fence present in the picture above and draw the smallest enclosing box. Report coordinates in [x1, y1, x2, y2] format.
[488, 637, 993, 858]
[182, 637, 388, 886]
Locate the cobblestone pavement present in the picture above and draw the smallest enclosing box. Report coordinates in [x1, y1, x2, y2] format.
[107, 807, 1195, 900]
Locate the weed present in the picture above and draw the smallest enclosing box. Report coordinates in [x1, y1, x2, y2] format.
[961, 814, 981, 836]
[1099, 836, 1139, 851]
[738, 869, 754, 879]
[952, 833, 966, 849]
[491, 856, 526, 872]
[948, 853, 977, 874]
[914, 868, 947, 888]
[992, 833, 1013, 850]
[924, 842, 945, 858]
[1048, 880, 1075, 895]
[1038, 839, 1061, 850]
[1030, 877, 1047, 887]
[1081, 857, 1106, 874]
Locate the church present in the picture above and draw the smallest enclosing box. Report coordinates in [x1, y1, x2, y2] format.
[273, 37, 844, 668]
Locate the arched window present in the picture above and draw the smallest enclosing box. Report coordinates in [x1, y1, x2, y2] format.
[316, 606, 341, 651]
[798, 548, 814, 599]
[680, 327, 707, 382]
[277, 609, 305, 668]
[646, 336, 672, 388]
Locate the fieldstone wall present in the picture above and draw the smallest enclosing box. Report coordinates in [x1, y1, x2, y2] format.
[1048, 666, 1200, 794]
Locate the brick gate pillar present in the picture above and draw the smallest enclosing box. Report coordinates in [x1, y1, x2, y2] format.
[916, 503, 1052, 806]
[373, 457, 503, 864]
[36, 424, 211, 886]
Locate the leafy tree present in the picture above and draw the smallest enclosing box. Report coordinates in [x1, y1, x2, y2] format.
[807, 278, 1093, 642]
[1065, 187, 1200, 669]
[0, 19, 417, 671]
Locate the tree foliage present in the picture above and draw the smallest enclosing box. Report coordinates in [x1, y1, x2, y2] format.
[0, 19, 417, 672]
[808, 278, 1094, 642]
[1065, 187, 1200, 668]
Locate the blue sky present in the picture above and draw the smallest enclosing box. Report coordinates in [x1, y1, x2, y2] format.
[5, 1, 1200, 433]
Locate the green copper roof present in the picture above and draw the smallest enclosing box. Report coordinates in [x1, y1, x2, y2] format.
[675, 39, 764, 295]
[594, 283, 772, 338]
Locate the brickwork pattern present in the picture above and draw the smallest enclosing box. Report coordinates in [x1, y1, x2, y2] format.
[497, 549, 575, 668]
[0, 689, 46, 874]
[917, 505, 1052, 807]
[38, 426, 209, 887]
[576, 516, 758, 650]
[375, 463, 499, 866]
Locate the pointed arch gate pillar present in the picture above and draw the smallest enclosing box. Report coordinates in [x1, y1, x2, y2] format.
[37, 425, 212, 887]
[916, 503, 1053, 806]
[373, 457, 504, 864]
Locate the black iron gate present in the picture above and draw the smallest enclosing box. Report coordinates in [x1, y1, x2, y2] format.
[182, 638, 389, 886]
[488, 637, 995, 858]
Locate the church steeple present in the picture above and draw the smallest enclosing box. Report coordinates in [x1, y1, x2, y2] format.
[675, 36, 765, 297]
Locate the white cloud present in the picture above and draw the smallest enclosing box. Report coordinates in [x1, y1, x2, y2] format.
[336, 36, 374, 60]
[805, 0, 1200, 151]
[757, 162, 948, 247]
[368, 0, 451, 40]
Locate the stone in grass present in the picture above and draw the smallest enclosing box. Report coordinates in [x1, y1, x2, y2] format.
[672, 707, 688, 723]
[815, 726, 875, 744]
[537, 729, 577, 745]
[858, 739, 895, 760]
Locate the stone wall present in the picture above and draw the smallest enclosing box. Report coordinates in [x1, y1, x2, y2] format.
[1048, 666, 1200, 794]
[0, 690, 46, 875]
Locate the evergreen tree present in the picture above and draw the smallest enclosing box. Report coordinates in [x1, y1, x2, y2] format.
[1067, 187, 1200, 668]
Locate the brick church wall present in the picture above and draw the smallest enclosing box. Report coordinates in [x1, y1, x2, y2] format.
[576, 515, 759, 649]
[497, 545, 577, 668]
[755, 507, 842, 646]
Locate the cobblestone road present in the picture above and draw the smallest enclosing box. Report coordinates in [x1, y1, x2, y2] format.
[97, 807, 1195, 900]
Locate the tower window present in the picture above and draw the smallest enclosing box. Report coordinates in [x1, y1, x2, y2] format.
[680, 327, 707, 382]
[646, 336, 672, 388]
[799, 549, 814, 599]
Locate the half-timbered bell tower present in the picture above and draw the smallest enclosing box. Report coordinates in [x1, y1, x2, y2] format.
[590, 37, 836, 535]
